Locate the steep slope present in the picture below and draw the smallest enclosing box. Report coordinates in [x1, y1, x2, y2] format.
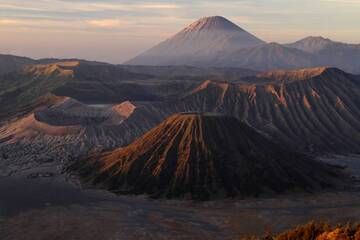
[1, 64, 358, 178]
[217, 43, 314, 70]
[70, 113, 344, 200]
[120, 67, 360, 154]
[126, 16, 264, 66]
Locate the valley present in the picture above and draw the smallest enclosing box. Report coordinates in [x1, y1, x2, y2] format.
[0, 13, 359, 240]
[0, 61, 359, 239]
[1, 155, 360, 240]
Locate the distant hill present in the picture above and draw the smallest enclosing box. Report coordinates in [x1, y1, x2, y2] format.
[0, 61, 156, 122]
[0, 60, 259, 122]
[286, 36, 360, 73]
[215, 42, 314, 70]
[0, 54, 36, 75]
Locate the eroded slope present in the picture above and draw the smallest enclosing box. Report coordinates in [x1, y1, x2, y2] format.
[71, 113, 345, 200]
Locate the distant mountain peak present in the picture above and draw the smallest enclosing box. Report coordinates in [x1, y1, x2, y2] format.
[125, 16, 264, 66]
[287, 36, 334, 53]
[297, 36, 334, 45]
[302, 36, 331, 41]
[182, 16, 244, 33]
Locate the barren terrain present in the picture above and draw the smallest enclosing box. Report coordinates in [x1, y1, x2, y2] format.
[1, 155, 360, 240]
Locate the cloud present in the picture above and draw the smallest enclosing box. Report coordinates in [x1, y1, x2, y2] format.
[0, 17, 90, 31]
[87, 19, 128, 28]
[0, 19, 20, 25]
[138, 3, 182, 9]
[320, 0, 360, 5]
[0, 3, 43, 11]
[1, 0, 360, 63]
[0, 1, 182, 14]
[228, 16, 259, 24]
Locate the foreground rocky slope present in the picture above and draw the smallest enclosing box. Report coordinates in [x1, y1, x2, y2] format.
[244, 221, 360, 240]
[70, 113, 344, 200]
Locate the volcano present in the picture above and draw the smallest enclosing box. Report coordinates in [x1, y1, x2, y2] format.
[70, 113, 343, 200]
[125, 16, 264, 66]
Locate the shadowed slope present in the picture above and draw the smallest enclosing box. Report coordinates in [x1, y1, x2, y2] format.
[118, 67, 360, 154]
[71, 113, 344, 200]
[0, 61, 76, 123]
[0, 54, 36, 75]
[0, 60, 157, 122]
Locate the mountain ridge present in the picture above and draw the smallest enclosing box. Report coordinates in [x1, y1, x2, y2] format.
[119, 67, 360, 154]
[124, 16, 360, 73]
[286, 36, 360, 53]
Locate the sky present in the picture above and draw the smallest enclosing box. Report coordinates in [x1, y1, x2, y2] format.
[0, 0, 360, 63]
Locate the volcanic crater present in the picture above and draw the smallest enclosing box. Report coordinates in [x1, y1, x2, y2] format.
[70, 113, 346, 200]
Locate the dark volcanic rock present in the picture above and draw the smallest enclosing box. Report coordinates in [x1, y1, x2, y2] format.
[70, 113, 345, 200]
[121, 67, 360, 154]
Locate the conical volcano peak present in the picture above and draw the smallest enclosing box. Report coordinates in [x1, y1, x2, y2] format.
[125, 16, 264, 66]
[183, 16, 244, 32]
[70, 112, 344, 200]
